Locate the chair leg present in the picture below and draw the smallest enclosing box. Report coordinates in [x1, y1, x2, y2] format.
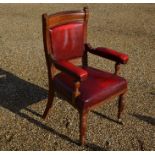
[42, 88, 54, 119]
[117, 93, 125, 124]
[79, 111, 88, 146]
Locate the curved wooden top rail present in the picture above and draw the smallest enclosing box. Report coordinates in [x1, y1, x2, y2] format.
[45, 7, 89, 28]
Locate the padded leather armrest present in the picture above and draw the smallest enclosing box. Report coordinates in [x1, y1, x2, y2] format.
[54, 61, 88, 82]
[86, 44, 128, 64]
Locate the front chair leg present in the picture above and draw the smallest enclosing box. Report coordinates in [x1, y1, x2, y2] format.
[117, 93, 125, 124]
[79, 110, 88, 146]
[42, 88, 54, 119]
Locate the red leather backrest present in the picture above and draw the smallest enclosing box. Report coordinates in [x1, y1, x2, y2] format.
[49, 22, 84, 61]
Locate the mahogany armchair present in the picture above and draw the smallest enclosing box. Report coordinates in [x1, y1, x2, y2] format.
[42, 7, 128, 145]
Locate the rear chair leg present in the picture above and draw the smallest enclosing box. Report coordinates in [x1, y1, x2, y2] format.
[118, 93, 125, 124]
[42, 88, 54, 119]
[79, 111, 88, 146]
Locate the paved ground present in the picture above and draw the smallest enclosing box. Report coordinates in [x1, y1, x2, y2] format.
[0, 4, 155, 150]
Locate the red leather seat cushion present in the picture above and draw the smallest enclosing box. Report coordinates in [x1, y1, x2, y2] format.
[54, 67, 127, 110]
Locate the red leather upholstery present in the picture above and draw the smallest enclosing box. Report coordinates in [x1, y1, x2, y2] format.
[54, 67, 127, 110]
[54, 61, 88, 81]
[50, 22, 84, 61]
[42, 9, 129, 145]
[89, 47, 129, 64]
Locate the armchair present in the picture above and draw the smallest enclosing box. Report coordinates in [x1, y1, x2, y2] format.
[42, 7, 128, 145]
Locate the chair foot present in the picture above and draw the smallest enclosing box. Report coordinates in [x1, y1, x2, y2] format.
[42, 91, 54, 119]
[117, 93, 125, 123]
[118, 118, 124, 125]
[79, 111, 88, 146]
[42, 104, 52, 119]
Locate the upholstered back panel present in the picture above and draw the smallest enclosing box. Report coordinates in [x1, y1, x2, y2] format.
[49, 22, 84, 61]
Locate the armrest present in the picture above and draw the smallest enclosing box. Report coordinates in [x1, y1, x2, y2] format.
[86, 44, 129, 64]
[54, 61, 88, 82]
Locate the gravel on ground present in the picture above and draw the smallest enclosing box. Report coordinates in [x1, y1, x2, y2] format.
[0, 4, 155, 150]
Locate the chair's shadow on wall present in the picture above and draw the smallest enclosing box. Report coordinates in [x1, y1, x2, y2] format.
[0, 68, 106, 151]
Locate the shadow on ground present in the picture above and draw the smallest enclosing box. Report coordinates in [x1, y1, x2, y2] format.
[131, 113, 155, 126]
[0, 68, 106, 150]
[92, 111, 119, 124]
[93, 110, 155, 126]
[0, 68, 48, 113]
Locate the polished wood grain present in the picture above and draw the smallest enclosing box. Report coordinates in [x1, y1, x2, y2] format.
[115, 62, 121, 75]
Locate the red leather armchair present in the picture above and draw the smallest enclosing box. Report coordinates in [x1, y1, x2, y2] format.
[42, 7, 128, 145]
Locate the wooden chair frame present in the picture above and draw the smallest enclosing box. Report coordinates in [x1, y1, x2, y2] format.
[42, 7, 127, 145]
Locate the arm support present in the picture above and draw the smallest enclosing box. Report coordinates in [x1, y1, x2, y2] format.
[86, 44, 129, 64]
[54, 60, 88, 82]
